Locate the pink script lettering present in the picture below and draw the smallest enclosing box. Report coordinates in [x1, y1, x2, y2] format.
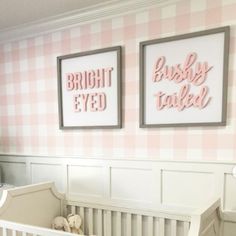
[154, 84, 211, 111]
[152, 52, 213, 86]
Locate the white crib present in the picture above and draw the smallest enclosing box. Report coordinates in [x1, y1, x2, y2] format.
[0, 182, 222, 236]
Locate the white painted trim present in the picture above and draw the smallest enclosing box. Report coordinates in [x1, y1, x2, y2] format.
[2, 181, 64, 200]
[1, 154, 236, 225]
[0, 0, 180, 44]
[0, 153, 236, 165]
[0, 220, 76, 236]
[67, 199, 192, 221]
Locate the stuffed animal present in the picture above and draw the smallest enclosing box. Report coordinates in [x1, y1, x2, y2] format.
[52, 216, 71, 232]
[67, 213, 84, 234]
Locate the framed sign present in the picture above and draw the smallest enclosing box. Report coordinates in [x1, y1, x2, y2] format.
[140, 26, 230, 128]
[57, 46, 122, 129]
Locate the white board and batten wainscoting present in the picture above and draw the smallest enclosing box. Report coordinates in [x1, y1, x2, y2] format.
[0, 154, 236, 235]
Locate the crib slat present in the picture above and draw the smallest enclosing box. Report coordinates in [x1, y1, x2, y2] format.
[97, 209, 103, 236]
[104, 210, 112, 236]
[147, 216, 153, 236]
[159, 218, 165, 236]
[116, 211, 121, 236]
[126, 213, 132, 236]
[183, 221, 189, 236]
[154, 217, 159, 236]
[88, 208, 94, 235]
[12, 230, 17, 236]
[79, 207, 85, 232]
[171, 219, 177, 236]
[71, 205, 76, 214]
[2, 228, 7, 236]
[137, 215, 142, 236]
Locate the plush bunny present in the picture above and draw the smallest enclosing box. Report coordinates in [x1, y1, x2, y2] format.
[52, 216, 71, 232]
[67, 213, 84, 234]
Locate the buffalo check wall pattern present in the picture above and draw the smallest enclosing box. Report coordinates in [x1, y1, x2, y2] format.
[0, 0, 236, 161]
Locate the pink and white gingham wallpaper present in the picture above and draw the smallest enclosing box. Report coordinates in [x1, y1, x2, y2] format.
[0, 0, 236, 161]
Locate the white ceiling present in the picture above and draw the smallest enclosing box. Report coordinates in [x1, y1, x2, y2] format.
[0, 0, 116, 30]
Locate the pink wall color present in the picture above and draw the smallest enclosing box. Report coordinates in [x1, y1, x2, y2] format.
[0, 0, 236, 161]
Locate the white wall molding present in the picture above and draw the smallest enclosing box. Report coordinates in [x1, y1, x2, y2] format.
[1, 153, 236, 235]
[0, 154, 235, 207]
[0, 153, 236, 165]
[0, 0, 180, 44]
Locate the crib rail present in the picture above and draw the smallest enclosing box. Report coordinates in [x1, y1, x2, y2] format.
[0, 219, 85, 236]
[0, 182, 222, 236]
[188, 198, 221, 236]
[66, 201, 191, 236]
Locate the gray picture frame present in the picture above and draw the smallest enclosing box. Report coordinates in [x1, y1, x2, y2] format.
[140, 26, 230, 128]
[57, 46, 122, 129]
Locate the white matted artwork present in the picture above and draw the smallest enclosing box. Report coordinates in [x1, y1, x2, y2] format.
[140, 26, 230, 127]
[57, 46, 122, 129]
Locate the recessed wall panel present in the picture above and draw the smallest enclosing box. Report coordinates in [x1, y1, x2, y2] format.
[111, 167, 152, 202]
[0, 162, 27, 186]
[68, 165, 103, 198]
[162, 170, 214, 207]
[31, 163, 63, 191]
